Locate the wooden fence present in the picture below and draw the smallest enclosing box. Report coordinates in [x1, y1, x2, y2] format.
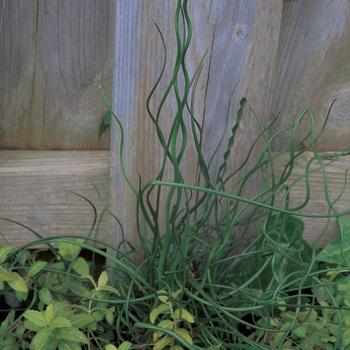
[0, 0, 350, 248]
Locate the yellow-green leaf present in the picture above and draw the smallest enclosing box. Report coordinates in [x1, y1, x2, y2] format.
[39, 288, 53, 305]
[150, 304, 171, 324]
[106, 307, 115, 326]
[0, 246, 14, 264]
[45, 304, 54, 323]
[171, 346, 184, 350]
[98, 271, 108, 287]
[72, 257, 90, 277]
[172, 308, 195, 323]
[158, 320, 174, 330]
[8, 273, 28, 293]
[154, 336, 173, 350]
[58, 342, 79, 350]
[98, 285, 120, 295]
[69, 313, 96, 329]
[23, 310, 47, 328]
[118, 341, 132, 350]
[157, 290, 169, 304]
[105, 345, 118, 350]
[55, 328, 88, 344]
[153, 330, 163, 342]
[28, 261, 47, 278]
[51, 317, 71, 329]
[58, 240, 83, 261]
[0, 266, 16, 282]
[171, 290, 182, 299]
[174, 329, 192, 345]
[31, 328, 52, 350]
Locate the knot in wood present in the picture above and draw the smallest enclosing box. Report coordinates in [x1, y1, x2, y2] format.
[234, 24, 247, 41]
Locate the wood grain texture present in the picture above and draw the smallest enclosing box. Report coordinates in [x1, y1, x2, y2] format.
[111, 1, 283, 247]
[271, 152, 350, 247]
[0, 0, 114, 150]
[0, 151, 110, 246]
[272, 0, 350, 151]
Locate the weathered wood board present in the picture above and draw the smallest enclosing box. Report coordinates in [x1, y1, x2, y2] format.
[273, 0, 350, 152]
[111, 0, 283, 246]
[1, 0, 349, 248]
[271, 152, 350, 247]
[0, 151, 109, 246]
[0, 0, 114, 150]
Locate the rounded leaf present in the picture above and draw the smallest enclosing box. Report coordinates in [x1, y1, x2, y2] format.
[0, 246, 15, 264]
[23, 310, 47, 328]
[118, 341, 132, 350]
[28, 261, 48, 278]
[8, 273, 28, 293]
[150, 304, 170, 324]
[98, 271, 108, 287]
[72, 257, 90, 277]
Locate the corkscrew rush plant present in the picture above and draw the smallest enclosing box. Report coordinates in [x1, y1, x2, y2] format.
[2, 0, 350, 349]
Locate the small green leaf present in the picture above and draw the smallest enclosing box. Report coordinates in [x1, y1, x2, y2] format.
[0, 266, 16, 282]
[154, 336, 173, 350]
[58, 341, 81, 350]
[28, 261, 47, 278]
[16, 323, 26, 338]
[172, 308, 195, 323]
[45, 304, 54, 323]
[69, 313, 96, 329]
[157, 290, 169, 304]
[292, 325, 308, 338]
[174, 328, 192, 345]
[153, 330, 163, 342]
[118, 341, 132, 350]
[98, 271, 108, 287]
[97, 285, 120, 295]
[51, 317, 71, 329]
[23, 310, 47, 328]
[105, 345, 118, 350]
[31, 328, 52, 350]
[15, 290, 28, 301]
[158, 320, 174, 330]
[0, 246, 14, 264]
[92, 310, 105, 322]
[56, 328, 88, 344]
[8, 273, 28, 293]
[317, 216, 350, 266]
[58, 240, 82, 261]
[72, 257, 90, 277]
[39, 288, 53, 305]
[105, 307, 115, 325]
[150, 304, 171, 324]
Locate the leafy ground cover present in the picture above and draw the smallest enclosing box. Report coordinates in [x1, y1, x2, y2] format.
[1, 0, 350, 349]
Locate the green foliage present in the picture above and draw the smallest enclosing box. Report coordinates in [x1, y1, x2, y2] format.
[2, 0, 350, 349]
[317, 215, 350, 266]
[251, 267, 350, 349]
[23, 303, 88, 350]
[150, 290, 195, 349]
